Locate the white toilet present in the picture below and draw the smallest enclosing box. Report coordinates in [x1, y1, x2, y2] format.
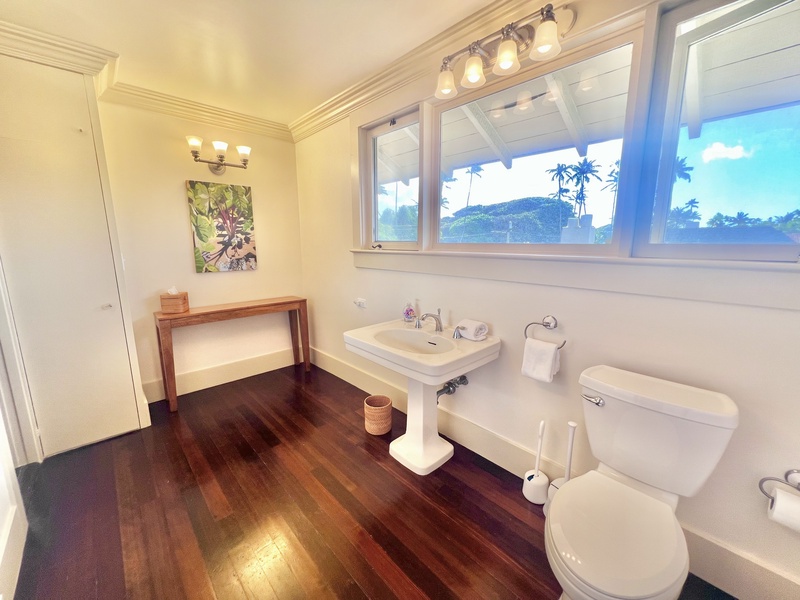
[545, 365, 739, 600]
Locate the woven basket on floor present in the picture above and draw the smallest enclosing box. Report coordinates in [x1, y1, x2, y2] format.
[364, 395, 392, 435]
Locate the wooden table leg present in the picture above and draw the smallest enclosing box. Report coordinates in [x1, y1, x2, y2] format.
[156, 320, 179, 411]
[298, 300, 311, 372]
[288, 309, 300, 366]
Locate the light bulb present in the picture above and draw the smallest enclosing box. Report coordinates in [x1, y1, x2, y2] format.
[461, 54, 486, 89]
[212, 140, 228, 158]
[531, 18, 561, 61]
[236, 146, 251, 161]
[435, 68, 458, 100]
[578, 68, 599, 92]
[489, 100, 506, 120]
[493, 38, 520, 76]
[186, 136, 203, 152]
[513, 90, 533, 114]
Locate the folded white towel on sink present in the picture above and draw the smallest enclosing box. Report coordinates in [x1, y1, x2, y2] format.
[521, 338, 560, 382]
[457, 319, 488, 341]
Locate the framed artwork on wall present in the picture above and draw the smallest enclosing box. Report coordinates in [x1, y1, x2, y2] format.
[186, 180, 257, 272]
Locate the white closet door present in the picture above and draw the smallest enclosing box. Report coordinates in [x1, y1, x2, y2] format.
[0, 55, 140, 456]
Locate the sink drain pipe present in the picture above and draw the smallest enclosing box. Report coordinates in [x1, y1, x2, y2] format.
[437, 375, 469, 401]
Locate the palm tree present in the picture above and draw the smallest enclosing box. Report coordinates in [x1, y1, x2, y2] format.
[667, 201, 700, 229]
[770, 209, 800, 225]
[567, 158, 602, 218]
[602, 160, 620, 195]
[602, 159, 621, 218]
[547, 163, 571, 204]
[440, 174, 457, 210]
[707, 212, 726, 228]
[674, 156, 694, 183]
[378, 185, 390, 216]
[726, 211, 758, 227]
[464, 164, 483, 207]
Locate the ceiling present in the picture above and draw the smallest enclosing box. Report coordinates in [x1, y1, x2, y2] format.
[377, 43, 633, 186]
[377, 0, 800, 184]
[2, 0, 495, 125]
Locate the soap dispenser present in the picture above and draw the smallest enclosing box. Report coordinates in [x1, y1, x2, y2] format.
[403, 302, 416, 322]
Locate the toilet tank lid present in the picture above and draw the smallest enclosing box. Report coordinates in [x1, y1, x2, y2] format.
[580, 366, 739, 429]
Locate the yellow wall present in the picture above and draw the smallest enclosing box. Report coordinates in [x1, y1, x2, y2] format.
[98, 103, 303, 399]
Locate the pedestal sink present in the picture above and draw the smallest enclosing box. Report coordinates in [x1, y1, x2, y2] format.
[344, 319, 501, 475]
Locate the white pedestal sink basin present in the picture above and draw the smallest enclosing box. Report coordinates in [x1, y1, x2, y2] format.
[344, 319, 501, 386]
[344, 319, 501, 475]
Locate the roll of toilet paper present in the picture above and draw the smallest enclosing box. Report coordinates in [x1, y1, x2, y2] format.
[768, 489, 800, 532]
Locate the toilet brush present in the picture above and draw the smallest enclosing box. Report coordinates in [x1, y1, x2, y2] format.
[543, 421, 578, 516]
[563, 420, 577, 482]
[522, 420, 549, 504]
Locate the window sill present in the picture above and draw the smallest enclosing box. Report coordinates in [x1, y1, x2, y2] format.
[351, 248, 800, 312]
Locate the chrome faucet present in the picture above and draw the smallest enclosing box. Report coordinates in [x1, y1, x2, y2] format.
[416, 308, 443, 333]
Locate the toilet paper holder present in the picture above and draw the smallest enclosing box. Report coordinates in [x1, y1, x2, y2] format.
[759, 469, 800, 508]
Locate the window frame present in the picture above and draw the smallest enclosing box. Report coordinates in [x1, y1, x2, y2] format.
[354, 0, 800, 265]
[359, 110, 422, 251]
[426, 29, 645, 258]
[633, 0, 800, 262]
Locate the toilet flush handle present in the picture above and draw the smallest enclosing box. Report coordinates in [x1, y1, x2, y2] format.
[581, 393, 605, 407]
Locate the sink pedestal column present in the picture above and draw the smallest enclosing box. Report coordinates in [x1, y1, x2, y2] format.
[389, 379, 454, 475]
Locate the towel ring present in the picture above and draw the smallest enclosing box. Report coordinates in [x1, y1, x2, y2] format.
[523, 315, 566, 349]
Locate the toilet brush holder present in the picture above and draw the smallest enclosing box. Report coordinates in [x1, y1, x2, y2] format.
[522, 470, 550, 504]
[543, 477, 565, 517]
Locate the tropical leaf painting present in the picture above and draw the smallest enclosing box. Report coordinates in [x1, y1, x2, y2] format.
[186, 180, 257, 273]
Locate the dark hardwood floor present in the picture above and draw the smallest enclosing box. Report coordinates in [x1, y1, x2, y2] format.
[14, 365, 732, 599]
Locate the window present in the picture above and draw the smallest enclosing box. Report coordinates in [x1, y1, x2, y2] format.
[361, 112, 420, 250]
[434, 44, 633, 251]
[356, 0, 800, 264]
[636, 0, 800, 261]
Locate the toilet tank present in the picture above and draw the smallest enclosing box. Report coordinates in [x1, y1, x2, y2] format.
[580, 365, 738, 497]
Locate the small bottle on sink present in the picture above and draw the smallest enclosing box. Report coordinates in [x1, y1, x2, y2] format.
[403, 302, 416, 322]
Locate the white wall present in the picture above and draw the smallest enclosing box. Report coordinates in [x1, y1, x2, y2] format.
[294, 15, 800, 600]
[98, 103, 303, 400]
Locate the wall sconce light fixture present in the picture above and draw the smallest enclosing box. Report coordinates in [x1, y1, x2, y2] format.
[186, 136, 251, 175]
[435, 3, 576, 100]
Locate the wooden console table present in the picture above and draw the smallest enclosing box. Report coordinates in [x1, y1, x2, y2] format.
[155, 296, 310, 411]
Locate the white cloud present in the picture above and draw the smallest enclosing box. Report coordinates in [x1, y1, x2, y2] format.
[702, 142, 754, 163]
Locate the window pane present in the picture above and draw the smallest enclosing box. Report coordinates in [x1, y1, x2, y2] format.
[650, 0, 800, 247]
[438, 45, 632, 245]
[373, 122, 419, 242]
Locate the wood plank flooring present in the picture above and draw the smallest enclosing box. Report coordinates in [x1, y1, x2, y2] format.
[15, 365, 733, 599]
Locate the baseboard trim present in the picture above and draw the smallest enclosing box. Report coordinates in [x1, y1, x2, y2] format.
[310, 348, 409, 413]
[318, 349, 798, 599]
[683, 525, 800, 599]
[436, 405, 563, 480]
[142, 349, 295, 402]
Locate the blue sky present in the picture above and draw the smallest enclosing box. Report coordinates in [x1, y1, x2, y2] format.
[671, 103, 800, 223]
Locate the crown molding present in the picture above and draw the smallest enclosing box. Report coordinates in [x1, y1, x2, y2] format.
[0, 20, 117, 75]
[0, 19, 291, 142]
[288, 0, 538, 142]
[100, 82, 293, 141]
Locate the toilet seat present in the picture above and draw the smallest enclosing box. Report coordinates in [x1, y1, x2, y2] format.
[546, 470, 688, 599]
